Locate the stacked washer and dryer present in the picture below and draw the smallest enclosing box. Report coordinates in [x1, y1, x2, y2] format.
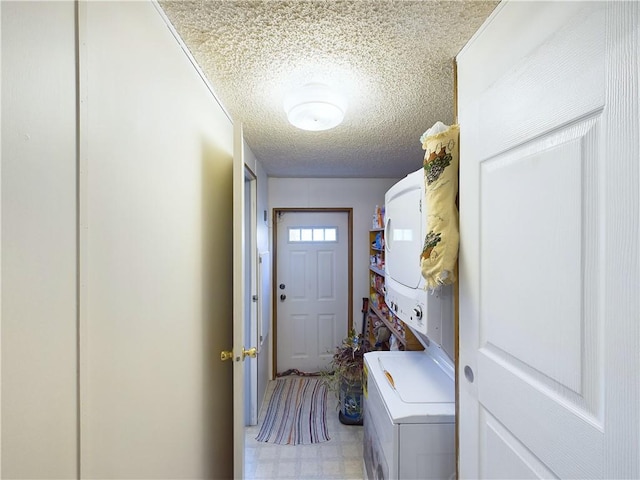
[363, 167, 455, 480]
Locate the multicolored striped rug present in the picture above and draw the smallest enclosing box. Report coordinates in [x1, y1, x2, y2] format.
[255, 376, 330, 445]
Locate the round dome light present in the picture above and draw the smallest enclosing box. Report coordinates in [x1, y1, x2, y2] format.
[284, 83, 346, 131]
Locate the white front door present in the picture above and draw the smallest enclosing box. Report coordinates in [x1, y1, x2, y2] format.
[276, 211, 350, 374]
[457, 2, 639, 478]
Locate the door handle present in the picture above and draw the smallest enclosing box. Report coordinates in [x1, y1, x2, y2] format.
[280, 294, 286, 301]
[464, 365, 475, 383]
[220, 350, 233, 362]
[242, 347, 257, 359]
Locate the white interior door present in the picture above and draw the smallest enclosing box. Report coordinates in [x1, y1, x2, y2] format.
[80, 2, 236, 478]
[457, 2, 639, 478]
[276, 211, 349, 374]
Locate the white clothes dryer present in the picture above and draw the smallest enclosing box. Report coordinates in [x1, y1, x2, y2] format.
[363, 350, 455, 480]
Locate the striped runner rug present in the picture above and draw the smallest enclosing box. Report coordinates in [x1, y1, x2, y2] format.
[255, 376, 330, 445]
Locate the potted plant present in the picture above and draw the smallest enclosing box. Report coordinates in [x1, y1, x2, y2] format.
[324, 329, 371, 425]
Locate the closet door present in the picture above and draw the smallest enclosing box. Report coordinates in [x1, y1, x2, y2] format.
[458, 2, 639, 478]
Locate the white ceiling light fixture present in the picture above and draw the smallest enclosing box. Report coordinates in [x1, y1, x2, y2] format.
[284, 83, 347, 131]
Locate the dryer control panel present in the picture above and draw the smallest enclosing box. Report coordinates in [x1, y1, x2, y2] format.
[385, 276, 451, 346]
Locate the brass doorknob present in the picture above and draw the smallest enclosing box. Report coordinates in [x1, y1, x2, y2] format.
[242, 347, 257, 359]
[220, 350, 233, 362]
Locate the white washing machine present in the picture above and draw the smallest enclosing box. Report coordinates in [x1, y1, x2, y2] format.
[363, 349, 455, 480]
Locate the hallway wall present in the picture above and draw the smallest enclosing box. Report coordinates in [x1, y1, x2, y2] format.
[2, 3, 78, 477]
[2, 1, 236, 478]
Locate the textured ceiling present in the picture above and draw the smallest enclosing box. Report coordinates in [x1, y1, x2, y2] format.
[159, 1, 498, 178]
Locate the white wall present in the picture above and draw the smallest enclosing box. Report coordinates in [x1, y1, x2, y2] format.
[268, 177, 399, 333]
[81, 2, 234, 478]
[1, 3, 78, 477]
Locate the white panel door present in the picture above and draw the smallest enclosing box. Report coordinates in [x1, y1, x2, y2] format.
[277, 211, 349, 374]
[458, 2, 639, 478]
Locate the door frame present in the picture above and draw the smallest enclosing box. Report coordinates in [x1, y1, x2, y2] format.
[244, 166, 259, 426]
[272, 207, 353, 376]
[232, 124, 246, 479]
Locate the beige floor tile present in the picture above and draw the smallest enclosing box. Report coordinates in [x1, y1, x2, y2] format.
[245, 378, 365, 480]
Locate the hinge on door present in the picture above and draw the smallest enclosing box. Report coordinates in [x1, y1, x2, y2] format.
[419, 198, 422, 213]
[252, 295, 258, 302]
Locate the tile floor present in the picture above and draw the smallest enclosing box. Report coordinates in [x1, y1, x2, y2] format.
[244, 378, 365, 480]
